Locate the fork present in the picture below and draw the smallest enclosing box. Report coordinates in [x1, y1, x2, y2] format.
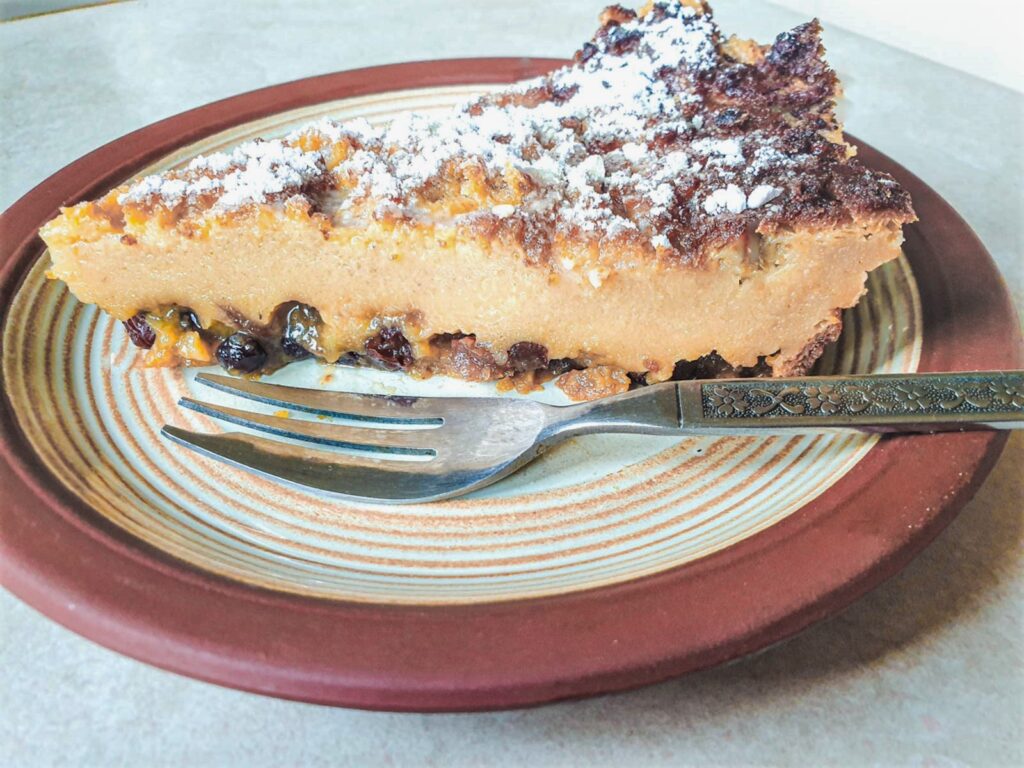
[162, 370, 1024, 503]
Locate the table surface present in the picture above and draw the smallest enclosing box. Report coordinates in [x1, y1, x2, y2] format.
[1, 1, 1021, 765]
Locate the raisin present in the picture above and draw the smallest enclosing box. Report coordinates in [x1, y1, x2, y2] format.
[365, 327, 414, 371]
[281, 337, 309, 359]
[714, 108, 748, 129]
[671, 352, 734, 380]
[507, 342, 549, 373]
[281, 304, 321, 359]
[765, 21, 825, 79]
[627, 371, 649, 389]
[550, 83, 580, 104]
[740, 356, 773, 378]
[604, 26, 642, 55]
[178, 309, 201, 332]
[575, 41, 599, 64]
[780, 127, 817, 155]
[334, 351, 362, 367]
[216, 333, 267, 374]
[547, 357, 584, 376]
[123, 312, 155, 349]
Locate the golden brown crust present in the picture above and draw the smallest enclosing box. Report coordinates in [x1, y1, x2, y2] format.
[38, 2, 914, 400]
[557, 366, 632, 400]
[49, 2, 913, 275]
[771, 310, 843, 377]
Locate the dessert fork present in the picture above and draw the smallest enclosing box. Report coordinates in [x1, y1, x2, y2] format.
[163, 371, 1024, 503]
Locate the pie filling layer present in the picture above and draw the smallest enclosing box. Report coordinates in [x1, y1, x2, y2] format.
[39, 1, 915, 400]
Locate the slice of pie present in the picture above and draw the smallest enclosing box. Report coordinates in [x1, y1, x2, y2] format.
[40, 0, 914, 400]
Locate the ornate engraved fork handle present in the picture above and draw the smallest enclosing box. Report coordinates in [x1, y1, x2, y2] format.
[675, 371, 1024, 433]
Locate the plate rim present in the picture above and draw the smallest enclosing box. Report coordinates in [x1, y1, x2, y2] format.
[0, 57, 1020, 712]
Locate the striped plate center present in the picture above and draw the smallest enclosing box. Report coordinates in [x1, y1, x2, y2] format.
[1, 85, 923, 604]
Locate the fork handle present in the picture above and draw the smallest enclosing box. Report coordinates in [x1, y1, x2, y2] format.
[554, 370, 1024, 437]
[674, 370, 1024, 434]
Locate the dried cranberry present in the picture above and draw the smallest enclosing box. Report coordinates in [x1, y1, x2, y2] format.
[507, 342, 549, 373]
[216, 333, 267, 374]
[365, 327, 414, 371]
[281, 304, 321, 359]
[123, 313, 155, 349]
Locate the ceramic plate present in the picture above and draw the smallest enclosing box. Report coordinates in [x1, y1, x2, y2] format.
[1, 59, 1019, 711]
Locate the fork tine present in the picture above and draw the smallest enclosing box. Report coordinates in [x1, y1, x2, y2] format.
[179, 397, 438, 456]
[161, 426, 491, 502]
[194, 373, 449, 424]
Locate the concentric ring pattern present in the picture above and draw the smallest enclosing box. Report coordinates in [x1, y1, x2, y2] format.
[1, 85, 922, 604]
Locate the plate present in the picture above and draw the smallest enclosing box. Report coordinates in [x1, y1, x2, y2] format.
[0, 59, 1020, 711]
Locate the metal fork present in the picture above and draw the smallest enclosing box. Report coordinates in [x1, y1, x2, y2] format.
[162, 370, 1024, 503]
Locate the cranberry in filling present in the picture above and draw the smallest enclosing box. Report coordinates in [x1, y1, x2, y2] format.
[365, 327, 414, 371]
[123, 312, 155, 349]
[506, 341, 549, 373]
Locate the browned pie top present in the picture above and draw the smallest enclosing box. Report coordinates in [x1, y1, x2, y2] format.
[110, 0, 914, 266]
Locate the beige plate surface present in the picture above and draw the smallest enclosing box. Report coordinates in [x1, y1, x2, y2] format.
[2, 85, 922, 605]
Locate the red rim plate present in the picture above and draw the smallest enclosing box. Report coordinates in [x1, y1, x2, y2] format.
[0, 59, 1020, 712]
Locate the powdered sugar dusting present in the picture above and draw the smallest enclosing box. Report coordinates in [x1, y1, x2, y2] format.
[747, 184, 782, 209]
[121, 140, 326, 211]
[692, 138, 745, 166]
[114, 1, 868, 263]
[703, 184, 747, 215]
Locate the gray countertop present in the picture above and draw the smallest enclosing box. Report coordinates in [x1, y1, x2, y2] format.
[1, 1, 1021, 765]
